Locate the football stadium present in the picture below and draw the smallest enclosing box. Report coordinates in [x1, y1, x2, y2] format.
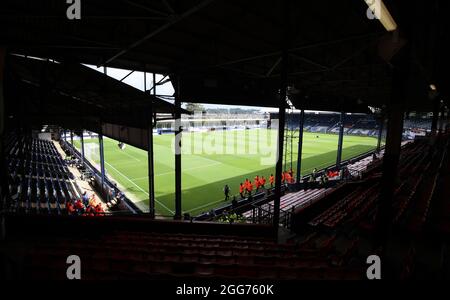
[1, 0, 450, 287]
[73, 130, 379, 215]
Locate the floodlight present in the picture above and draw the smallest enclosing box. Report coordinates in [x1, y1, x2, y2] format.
[364, 0, 398, 32]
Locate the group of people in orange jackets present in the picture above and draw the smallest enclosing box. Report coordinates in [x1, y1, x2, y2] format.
[66, 193, 104, 216]
[238, 169, 295, 198]
[281, 169, 295, 184]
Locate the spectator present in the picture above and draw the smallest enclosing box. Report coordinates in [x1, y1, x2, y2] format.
[312, 168, 318, 179]
[247, 181, 253, 195]
[74, 199, 85, 215]
[269, 174, 274, 188]
[244, 178, 250, 195]
[239, 183, 245, 198]
[319, 175, 327, 186]
[82, 191, 89, 206]
[67, 201, 76, 215]
[223, 184, 230, 201]
[89, 194, 97, 207]
[94, 204, 104, 215]
[254, 175, 260, 191]
[111, 184, 117, 199]
[260, 176, 266, 189]
[288, 168, 294, 179]
[285, 172, 293, 184]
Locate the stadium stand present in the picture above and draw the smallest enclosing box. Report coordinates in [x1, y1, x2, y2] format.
[1, 0, 450, 282]
[403, 117, 432, 131]
[3, 132, 109, 217]
[2, 215, 362, 280]
[5, 135, 81, 215]
[281, 113, 381, 136]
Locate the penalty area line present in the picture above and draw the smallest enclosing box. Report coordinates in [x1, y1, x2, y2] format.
[104, 161, 174, 214]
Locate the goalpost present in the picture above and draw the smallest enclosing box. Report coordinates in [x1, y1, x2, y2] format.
[84, 140, 100, 169]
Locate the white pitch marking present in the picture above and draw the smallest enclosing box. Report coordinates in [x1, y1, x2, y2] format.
[104, 161, 174, 214]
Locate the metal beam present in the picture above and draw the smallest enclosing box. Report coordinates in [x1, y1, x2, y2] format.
[0, 14, 167, 20]
[336, 111, 345, 168]
[218, 65, 266, 78]
[80, 130, 85, 169]
[266, 57, 282, 77]
[296, 109, 305, 183]
[330, 43, 374, 71]
[290, 53, 328, 70]
[377, 102, 404, 238]
[122, 0, 169, 16]
[104, 0, 215, 66]
[162, 0, 176, 14]
[377, 115, 384, 152]
[0, 47, 7, 216]
[70, 130, 74, 156]
[273, 0, 289, 233]
[174, 75, 182, 220]
[376, 44, 410, 246]
[439, 105, 445, 134]
[431, 97, 440, 135]
[99, 133, 106, 193]
[146, 70, 155, 218]
[214, 32, 381, 68]
[119, 69, 135, 82]
[146, 74, 168, 94]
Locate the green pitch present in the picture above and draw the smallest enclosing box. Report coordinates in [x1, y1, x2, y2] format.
[74, 129, 378, 216]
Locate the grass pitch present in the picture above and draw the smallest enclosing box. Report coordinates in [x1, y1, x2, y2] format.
[74, 129, 378, 216]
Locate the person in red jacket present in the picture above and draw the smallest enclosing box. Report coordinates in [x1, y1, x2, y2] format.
[74, 199, 86, 215]
[285, 172, 293, 184]
[247, 181, 253, 195]
[259, 176, 266, 189]
[67, 201, 75, 215]
[95, 204, 104, 215]
[239, 183, 245, 198]
[254, 175, 260, 191]
[269, 174, 274, 187]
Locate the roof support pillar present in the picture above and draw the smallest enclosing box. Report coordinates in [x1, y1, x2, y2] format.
[146, 70, 155, 218]
[376, 45, 410, 252]
[431, 98, 439, 135]
[99, 133, 106, 195]
[70, 130, 74, 156]
[439, 105, 445, 135]
[174, 75, 182, 220]
[336, 111, 345, 168]
[0, 48, 6, 215]
[377, 101, 404, 252]
[296, 109, 305, 183]
[273, 0, 290, 233]
[377, 115, 385, 152]
[80, 130, 85, 169]
[446, 109, 450, 133]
